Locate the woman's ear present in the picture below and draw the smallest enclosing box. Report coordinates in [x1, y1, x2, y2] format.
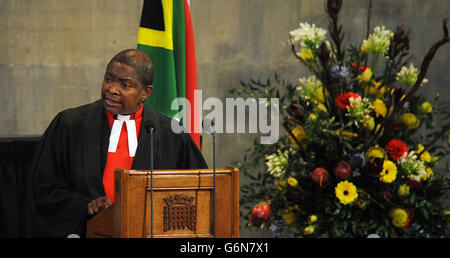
[143, 85, 153, 99]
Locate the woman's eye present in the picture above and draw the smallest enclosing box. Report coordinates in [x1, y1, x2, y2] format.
[121, 82, 129, 88]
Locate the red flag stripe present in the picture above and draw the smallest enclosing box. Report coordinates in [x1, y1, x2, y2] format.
[184, 0, 201, 150]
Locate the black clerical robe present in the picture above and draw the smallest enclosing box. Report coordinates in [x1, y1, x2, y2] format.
[24, 100, 207, 237]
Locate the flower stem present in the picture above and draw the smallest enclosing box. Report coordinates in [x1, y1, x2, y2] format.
[418, 121, 450, 155]
[371, 53, 379, 73]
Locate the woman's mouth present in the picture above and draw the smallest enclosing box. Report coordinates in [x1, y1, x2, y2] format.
[103, 97, 121, 107]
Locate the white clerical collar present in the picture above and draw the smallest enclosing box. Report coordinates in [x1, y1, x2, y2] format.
[108, 115, 138, 157]
[117, 114, 131, 120]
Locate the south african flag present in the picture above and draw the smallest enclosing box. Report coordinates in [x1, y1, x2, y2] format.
[138, 0, 200, 149]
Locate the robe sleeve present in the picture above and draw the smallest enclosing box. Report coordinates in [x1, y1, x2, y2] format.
[25, 111, 92, 237]
[176, 132, 208, 169]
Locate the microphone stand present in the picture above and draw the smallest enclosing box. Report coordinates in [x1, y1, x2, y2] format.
[203, 119, 216, 238]
[142, 126, 154, 238]
[212, 132, 216, 238]
[150, 127, 154, 238]
[202, 119, 216, 238]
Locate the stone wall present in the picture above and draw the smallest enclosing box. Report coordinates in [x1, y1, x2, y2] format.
[1, 0, 449, 237]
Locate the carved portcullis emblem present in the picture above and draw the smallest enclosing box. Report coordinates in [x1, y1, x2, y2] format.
[163, 194, 196, 232]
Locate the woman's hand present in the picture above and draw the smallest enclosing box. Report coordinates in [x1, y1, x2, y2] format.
[87, 196, 112, 215]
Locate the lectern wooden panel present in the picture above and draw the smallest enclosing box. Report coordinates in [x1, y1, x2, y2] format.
[86, 167, 239, 238]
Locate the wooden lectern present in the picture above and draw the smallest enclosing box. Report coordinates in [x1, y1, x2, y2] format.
[86, 167, 239, 238]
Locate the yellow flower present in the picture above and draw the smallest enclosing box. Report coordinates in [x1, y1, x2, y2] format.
[315, 87, 326, 104]
[300, 48, 314, 61]
[421, 101, 433, 114]
[335, 181, 358, 205]
[287, 177, 298, 187]
[355, 189, 369, 209]
[417, 144, 431, 163]
[309, 113, 317, 122]
[398, 184, 410, 196]
[374, 124, 382, 134]
[336, 129, 358, 139]
[304, 225, 315, 235]
[390, 208, 409, 228]
[368, 80, 382, 95]
[367, 85, 376, 96]
[376, 86, 386, 98]
[430, 155, 439, 163]
[421, 167, 434, 181]
[275, 178, 287, 191]
[372, 99, 387, 118]
[365, 145, 387, 160]
[361, 39, 373, 54]
[401, 113, 420, 129]
[281, 205, 300, 225]
[314, 103, 328, 113]
[282, 211, 296, 225]
[289, 126, 309, 148]
[308, 215, 318, 224]
[379, 160, 397, 183]
[367, 80, 386, 98]
[365, 116, 375, 131]
[357, 68, 373, 83]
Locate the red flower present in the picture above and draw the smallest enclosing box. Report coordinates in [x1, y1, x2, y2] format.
[311, 167, 329, 187]
[351, 63, 370, 72]
[385, 139, 409, 161]
[392, 122, 401, 132]
[334, 92, 361, 110]
[403, 210, 413, 230]
[346, 92, 360, 101]
[335, 161, 352, 179]
[407, 179, 422, 189]
[335, 92, 348, 110]
[250, 202, 270, 226]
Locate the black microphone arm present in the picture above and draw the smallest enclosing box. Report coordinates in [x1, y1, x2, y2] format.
[202, 119, 216, 238]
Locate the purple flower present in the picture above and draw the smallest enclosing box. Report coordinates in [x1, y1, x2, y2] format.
[269, 220, 288, 238]
[403, 101, 410, 109]
[330, 65, 351, 84]
[349, 152, 366, 168]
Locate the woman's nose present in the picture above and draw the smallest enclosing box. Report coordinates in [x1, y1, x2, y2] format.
[106, 82, 120, 96]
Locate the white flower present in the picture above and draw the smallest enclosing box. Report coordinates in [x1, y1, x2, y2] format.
[345, 97, 373, 127]
[290, 22, 327, 48]
[398, 151, 427, 182]
[297, 76, 325, 104]
[396, 63, 428, 87]
[362, 25, 393, 55]
[265, 150, 289, 178]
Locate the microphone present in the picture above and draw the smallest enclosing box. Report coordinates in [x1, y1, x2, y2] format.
[202, 119, 215, 134]
[202, 119, 216, 238]
[143, 121, 155, 238]
[144, 121, 156, 134]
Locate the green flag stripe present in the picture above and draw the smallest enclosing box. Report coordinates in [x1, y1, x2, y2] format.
[137, 44, 179, 118]
[173, 0, 186, 101]
[138, 0, 189, 125]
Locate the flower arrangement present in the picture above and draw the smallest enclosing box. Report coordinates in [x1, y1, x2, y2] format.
[232, 0, 450, 237]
